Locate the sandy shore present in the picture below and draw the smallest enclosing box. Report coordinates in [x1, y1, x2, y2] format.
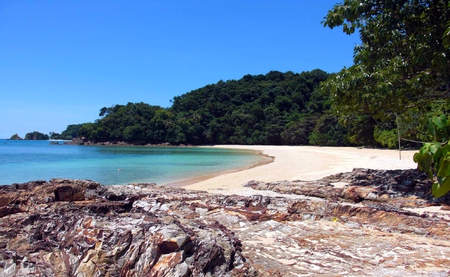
[182, 145, 418, 194]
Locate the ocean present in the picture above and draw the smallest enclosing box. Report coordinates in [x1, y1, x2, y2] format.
[0, 139, 263, 186]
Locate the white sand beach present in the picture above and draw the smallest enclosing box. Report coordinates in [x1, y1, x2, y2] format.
[182, 145, 418, 193]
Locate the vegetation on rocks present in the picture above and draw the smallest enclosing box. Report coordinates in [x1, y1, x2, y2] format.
[49, 124, 83, 140]
[8, 134, 22, 140]
[24, 131, 49, 140]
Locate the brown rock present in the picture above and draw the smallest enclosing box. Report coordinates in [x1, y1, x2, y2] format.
[1, 169, 450, 276]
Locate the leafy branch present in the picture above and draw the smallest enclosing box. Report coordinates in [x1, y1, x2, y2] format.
[413, 115, 450, 197]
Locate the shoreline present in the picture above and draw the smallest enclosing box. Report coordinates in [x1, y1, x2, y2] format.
[180, 145, 418, 193]
[162, 150, 274, 188]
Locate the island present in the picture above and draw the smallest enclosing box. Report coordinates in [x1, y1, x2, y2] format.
[8, 134, 22, 140]
[24, 131, 49, 140]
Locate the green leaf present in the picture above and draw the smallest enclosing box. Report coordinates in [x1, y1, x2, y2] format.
[429, 142, 441, 154]
[433, 147, 444, 164]
[419, 144, 431, 155]
[428, 121, 437, 139]
[413, 115, 450, 196]
[437, 154, 450, 177]
[441, 145, 450, 155]
[413, 152, 422, 163]
[432, 115, 447, 130]
[416, 152, 432, 172]
[432, 177, 450, 198]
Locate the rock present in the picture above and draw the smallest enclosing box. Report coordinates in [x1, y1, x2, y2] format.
[246, 168, 450, 208]
[1, 169, 450, 276]
[341, 186, 378, 202]
[0, 180, 256, 276]
[54, 186, 84, 201]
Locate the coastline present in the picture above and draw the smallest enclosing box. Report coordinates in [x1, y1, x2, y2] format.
[162, 150, 274, 188]
[181, 145, 418, 193]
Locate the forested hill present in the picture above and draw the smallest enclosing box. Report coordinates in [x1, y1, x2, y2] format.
[66, 70, 350, 146]
[170, 70, 342, 145]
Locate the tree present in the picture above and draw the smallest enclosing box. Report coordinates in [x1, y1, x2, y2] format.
[49, 132, 61, 139]
[321, 0, 450, 127]
[65, 124, 81, 138]
[169, 70, 331, 145]
[309, 113, 349, 146]
[70, 71, 337, 146]
[56, 124, 83, 140]
[281, 115, 320, 145]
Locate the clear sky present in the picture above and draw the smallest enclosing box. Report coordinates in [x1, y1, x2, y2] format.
[0, 0, 359, 139]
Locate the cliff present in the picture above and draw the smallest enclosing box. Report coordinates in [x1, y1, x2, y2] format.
[1, 169, 450, 276]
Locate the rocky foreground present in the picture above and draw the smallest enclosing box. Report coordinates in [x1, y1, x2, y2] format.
[1, 169, 450, 276]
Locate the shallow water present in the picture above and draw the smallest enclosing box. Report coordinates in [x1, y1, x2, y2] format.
[0, 140, 262, 185]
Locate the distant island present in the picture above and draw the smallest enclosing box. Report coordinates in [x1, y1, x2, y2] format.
[24, 131, 49, 140]
[9, 134, 22, 140]
[9, 126, 81, 141]
[9, 131, 49, 140]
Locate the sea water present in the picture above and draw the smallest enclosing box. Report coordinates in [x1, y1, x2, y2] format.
[0, 139, 263, 186]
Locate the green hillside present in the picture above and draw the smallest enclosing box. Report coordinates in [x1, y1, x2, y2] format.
[70, 70, 350, 146]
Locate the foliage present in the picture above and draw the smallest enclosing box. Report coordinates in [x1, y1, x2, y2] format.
[24, 131, 49, 140]
[281, 115, 320, 145]
[414, 115, 450, 197]
[49, 132, 60, 139]
[170, 70, 333, 145]
[321, 0, 450, 143]
[339, 115, 377, 146]
[309, 113, 350, 146]
[50, 125, 82, 140]
[78, 103, 166, 144]
[374, 127, 397, 149]
[62, 124, 82, 140]
[66, 70, 351, 146]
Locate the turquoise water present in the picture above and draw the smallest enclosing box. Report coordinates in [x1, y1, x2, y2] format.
[0, 139, 262, 186]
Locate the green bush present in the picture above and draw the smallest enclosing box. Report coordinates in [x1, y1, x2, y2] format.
[414, 115, 450, 197]
[374, 127, 397, 149]
[309, 114, 349, 146]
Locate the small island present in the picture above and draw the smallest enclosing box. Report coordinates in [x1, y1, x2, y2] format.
[9, 134, 22, 140]
[24, 131, 49, 140]
[9, 131, 50, 140]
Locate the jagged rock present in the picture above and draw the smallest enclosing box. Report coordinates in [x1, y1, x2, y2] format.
[0, 180, 256, 276]
[1, 169, 450, 276]
[54, 186, 85, 201]
[244, 168, 450, 208]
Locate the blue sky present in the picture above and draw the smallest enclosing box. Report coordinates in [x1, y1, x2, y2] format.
[0, 0, 359, 139]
